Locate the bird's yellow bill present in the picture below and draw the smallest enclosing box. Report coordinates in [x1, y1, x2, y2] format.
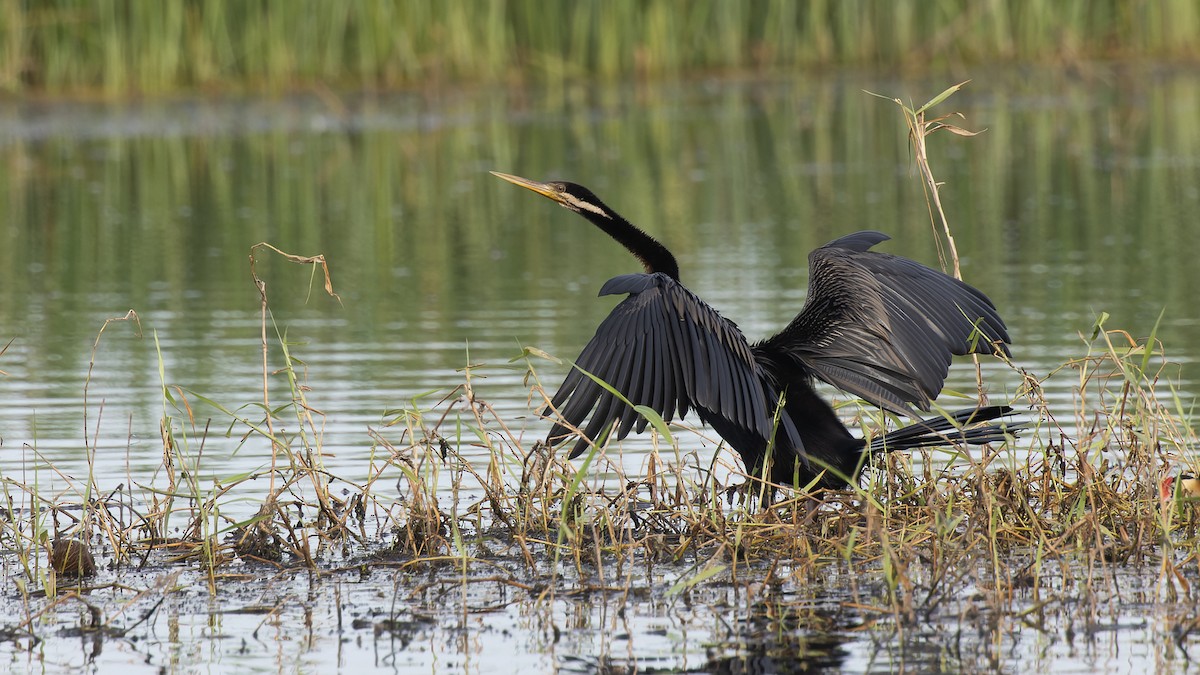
[490, 171, 564, 203]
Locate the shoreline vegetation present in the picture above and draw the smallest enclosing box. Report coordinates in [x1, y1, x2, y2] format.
[2, 85, 1199, 668]
[2, 1, 1199, 98]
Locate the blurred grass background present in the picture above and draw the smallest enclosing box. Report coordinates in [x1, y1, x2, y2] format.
[2, 0, 1198, 96]
[3, 74, 1196, 346]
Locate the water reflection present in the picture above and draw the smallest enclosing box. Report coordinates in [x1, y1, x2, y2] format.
[3, 72, 1198, 495]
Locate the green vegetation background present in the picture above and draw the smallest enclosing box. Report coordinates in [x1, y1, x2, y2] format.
[4, 0, 1198, 96]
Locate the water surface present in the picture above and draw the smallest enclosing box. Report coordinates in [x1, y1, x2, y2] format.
[1, 67, 1199, 673]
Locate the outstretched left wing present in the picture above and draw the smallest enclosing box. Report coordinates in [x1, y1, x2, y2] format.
[757, 231, 1010, 416]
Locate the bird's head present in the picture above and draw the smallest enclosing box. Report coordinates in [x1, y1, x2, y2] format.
[490, 171, 611, 219]
[491, 169, 679, 278]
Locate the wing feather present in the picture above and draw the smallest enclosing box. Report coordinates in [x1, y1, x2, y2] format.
[758, 231, 1010, 415]
[547, 272, 774, 458]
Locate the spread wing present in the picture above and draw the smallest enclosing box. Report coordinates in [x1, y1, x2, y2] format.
[758, 231, 1010, 416]
[546, 272, 778, 459]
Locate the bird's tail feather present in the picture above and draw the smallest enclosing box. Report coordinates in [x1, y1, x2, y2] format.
[868, 405, 1020, 454]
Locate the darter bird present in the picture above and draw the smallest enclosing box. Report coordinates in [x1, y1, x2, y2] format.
[493, 171, 1016, 496]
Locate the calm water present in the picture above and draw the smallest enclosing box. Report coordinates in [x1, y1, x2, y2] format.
[2, 66, 1199, 672]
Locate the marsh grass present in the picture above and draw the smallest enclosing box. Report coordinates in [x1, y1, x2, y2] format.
[1, 237, 1197, 659]
[3, 1, 1200, 96]
[2, 85, 1199, 665]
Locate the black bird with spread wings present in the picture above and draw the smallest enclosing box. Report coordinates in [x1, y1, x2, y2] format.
[494, 171, 1015, 492]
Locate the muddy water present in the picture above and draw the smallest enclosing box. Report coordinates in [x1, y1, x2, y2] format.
[0, 542, 1186, 673]
[2, 66, 1200, 672]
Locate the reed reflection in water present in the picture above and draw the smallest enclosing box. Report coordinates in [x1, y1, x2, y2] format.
[0, 69, 1197, 493]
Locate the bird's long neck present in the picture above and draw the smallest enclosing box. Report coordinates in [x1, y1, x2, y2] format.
[579, 206, 680, 280]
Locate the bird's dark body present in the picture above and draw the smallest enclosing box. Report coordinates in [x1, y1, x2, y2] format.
[492, 172, 1015, 495]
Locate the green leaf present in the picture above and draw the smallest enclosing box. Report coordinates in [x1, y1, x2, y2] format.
[915, 80, 970, 115]
[633, 405, 674, 446]
[1141, 307, 1165, 377]
[862, 88, 908, 113]
[666, 563, 726, 597]
[511, 345, 561, 364]
[567, 361, 674, 445]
